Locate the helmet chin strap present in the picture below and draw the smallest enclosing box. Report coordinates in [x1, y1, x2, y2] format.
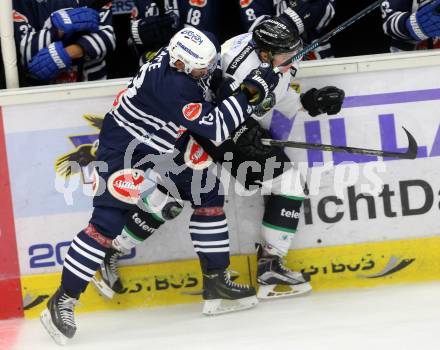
[257, 49, 275, 68]
[173, 58, 213, 80]
[171, 59, 191, 75]
[268, 51, 275, 67]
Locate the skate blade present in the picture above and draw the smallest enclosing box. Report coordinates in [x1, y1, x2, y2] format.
[202, 295, 258, 316]
[91, 276, 115, 299]
[40, 308, 68, 346]
[257, 282, 312, 300]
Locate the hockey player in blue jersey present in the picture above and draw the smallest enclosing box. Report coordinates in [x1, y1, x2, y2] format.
[95, 15, 344, 304]
[382, 0, 440, 51]
[238, 0, 336, 59]
[40, 27, 280, 345]
[13, 0, 116, 85]
[129, 0, 219, 64]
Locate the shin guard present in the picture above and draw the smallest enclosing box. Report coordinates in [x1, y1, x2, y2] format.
[261, 195, 304, 257]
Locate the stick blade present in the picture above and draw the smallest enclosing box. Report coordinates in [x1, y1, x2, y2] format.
[400, 127, 418, 160]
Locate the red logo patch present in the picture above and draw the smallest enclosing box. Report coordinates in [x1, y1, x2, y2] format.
[131, 6, 139, 19]
[189, 143, 209, 165]
[182, 103, 202, 121]
[13, 10, 28, 22]
[240, 0, 253, 8]
[184, 137, 212, 170]
[112, 88, 127, 108]
[189, 0, 207, 7]
[177, 126, 187, 138]
[416, 38, 440, 50]
[108, 169, 145, 204]
[92, 169, 98, 195]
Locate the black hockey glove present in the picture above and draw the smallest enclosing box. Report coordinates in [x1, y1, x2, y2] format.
[232, 118, 272, 159]
[285, 0, 334, 33]
[213, 76, 241, 101]
[300, 86, 345, 117]
[241, 63, 280, 105]
[131, 14, 177, 49]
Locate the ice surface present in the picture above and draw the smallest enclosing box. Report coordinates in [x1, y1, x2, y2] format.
[2, 282, 440, 350]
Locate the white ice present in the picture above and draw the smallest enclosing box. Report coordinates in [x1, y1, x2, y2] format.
[2, 282, 440, 350]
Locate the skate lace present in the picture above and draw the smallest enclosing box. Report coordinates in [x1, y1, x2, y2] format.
[108, 251, 121, 275]
[275, 257, 305, 281]
[58, 294, 79, 327]
[277, 258, 291, 273]
[224, 271, 248, 289]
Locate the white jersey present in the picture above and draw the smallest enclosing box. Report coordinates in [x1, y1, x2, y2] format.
[221, 33, 302, 131]
[219, 32, 306, 199]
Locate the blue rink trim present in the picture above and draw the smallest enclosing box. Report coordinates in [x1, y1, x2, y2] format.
[343, 88, 440, 108]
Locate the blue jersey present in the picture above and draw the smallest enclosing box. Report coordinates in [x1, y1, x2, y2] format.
[238, 0, 336, 59]
[100, 47, 250, 155]
[13, 0, 116, 83]
[381, 0, 440, 51]
[130, 0, 219, 61]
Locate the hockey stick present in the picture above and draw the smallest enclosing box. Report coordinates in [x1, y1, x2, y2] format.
[261, 127, 419, 160]
[273, 0, 384, 73]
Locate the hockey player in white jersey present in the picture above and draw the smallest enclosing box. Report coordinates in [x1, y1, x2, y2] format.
[239, 0, 336, 59]
[195, 15, 345, 299]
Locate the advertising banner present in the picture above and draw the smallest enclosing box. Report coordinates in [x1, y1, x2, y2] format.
[111, 0, 134, 14]
[256, 66, 440, 251]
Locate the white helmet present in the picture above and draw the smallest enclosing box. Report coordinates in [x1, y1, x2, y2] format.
[168, 27, 217, 75]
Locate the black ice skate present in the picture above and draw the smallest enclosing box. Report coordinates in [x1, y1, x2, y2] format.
[256, 243, 312, 299]
[40, 286, 79, 346]
[202, 269, 258, 315]
[92, 248, 125, 299]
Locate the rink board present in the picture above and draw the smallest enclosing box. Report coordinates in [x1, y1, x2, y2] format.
[2, 63, 440, 281]
[1, 53, 440, 319]
[0, 109, 23, 319]
[21, 236, 440, 319]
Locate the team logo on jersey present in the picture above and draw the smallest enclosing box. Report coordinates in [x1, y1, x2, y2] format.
[112, 88, 127, 109]
[108, 169, 145, 204]
[13, 10, 28, 22]
[189, 0, 207, 7]
[130, 6, 139, 19]
[182, 103, 202, 121]
[92, 168, 99, 196]
[184, 137, 212, 170]
[239, 0, 253, 8]
[177, 126, 188, 138]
